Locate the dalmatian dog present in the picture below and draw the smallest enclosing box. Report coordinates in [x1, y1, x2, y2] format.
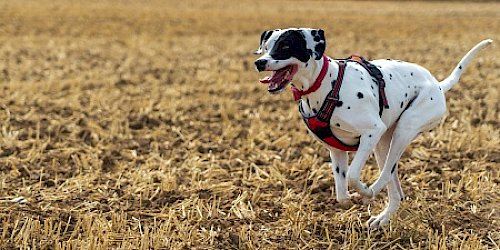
[253, 28, 492, 228]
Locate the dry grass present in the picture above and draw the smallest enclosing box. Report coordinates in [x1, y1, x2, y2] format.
[0, 0, 499, 249]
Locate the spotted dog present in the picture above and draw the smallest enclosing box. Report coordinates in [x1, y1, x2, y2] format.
[254, 28, 492, 228]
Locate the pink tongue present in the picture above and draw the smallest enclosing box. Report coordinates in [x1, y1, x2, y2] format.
[259, 68, 288, 84]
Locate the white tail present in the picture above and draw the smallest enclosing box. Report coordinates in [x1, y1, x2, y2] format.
[440, 39, 493, 93]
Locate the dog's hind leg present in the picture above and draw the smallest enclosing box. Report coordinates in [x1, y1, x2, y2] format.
[329, 149, 350, 206]
[369, 85, 446, 200]
[367, 125, 404, 228]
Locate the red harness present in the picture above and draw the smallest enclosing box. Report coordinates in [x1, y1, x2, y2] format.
[292, 55, 389, 152]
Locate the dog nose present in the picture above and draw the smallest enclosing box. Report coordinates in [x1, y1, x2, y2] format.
[255, 59, 268, 72]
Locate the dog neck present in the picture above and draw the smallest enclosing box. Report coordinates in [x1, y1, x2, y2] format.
[293, 56, 337, 101]
[293, 57, 325, 91]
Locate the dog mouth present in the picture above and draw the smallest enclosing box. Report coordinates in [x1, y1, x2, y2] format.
[259, 65, 298, 94]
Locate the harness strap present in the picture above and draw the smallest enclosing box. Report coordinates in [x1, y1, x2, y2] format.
[347, 55, 390, 116]
[317, 60, 346, 122]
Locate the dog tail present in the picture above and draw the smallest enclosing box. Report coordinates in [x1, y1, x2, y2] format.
[439, 39, 493, 93]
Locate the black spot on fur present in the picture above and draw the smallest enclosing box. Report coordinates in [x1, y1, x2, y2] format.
[305, 63, 308, 67]
[400, 102, 403, 108]
[405, 93, 408, 97]
[312, 108, 317, 113]
[459, 65, 462, 70]
[408, 85, 410, 88]
[371, 85, 374, 90]
[368, 134, 372, 138]
[357, 92, 364, 99]
[347, 106, 351, 109]
[389, 73, 392, 78]
[269, 30, 310, 62]
[329, 73, 331, 77]
[342, 172, 346, 178]
[336, 101, 343, 107]
[314, 42, 325, 60]
[411, 72, 413, 76]
[430, 97, 433, 100]
[360, 77, 364, 80]
[335, 166, 340, 173]
[391, 164, 397, 174]
[307, 49, 313, 56]
[308, 30, 325, 60]
[318, 29, 324, 38]
[306, 98, 310, 107]
[335, 123, 340, 127]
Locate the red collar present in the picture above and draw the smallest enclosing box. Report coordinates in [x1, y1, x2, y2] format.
[291, 55, 329, 101]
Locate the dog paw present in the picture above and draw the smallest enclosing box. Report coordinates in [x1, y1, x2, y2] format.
[358, 185, 374, 199]
[337, 193, 372, 208]
[367, 212, 391, 229]
[346, 193, 369, 205]
[348, 178, 374, 198]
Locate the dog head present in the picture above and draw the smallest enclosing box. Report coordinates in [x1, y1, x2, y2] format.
[254, 28, 326, 94]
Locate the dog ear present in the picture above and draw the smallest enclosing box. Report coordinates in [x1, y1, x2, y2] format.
[311, 29, 326, 60]
[255, 30, 275, 55]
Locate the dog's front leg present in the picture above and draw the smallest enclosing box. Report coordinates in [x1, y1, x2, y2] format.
[329, 149, 350, 206]
[347, 124, 386, 198]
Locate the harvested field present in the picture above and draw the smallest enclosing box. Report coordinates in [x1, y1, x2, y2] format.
[0, 0, 499, 249]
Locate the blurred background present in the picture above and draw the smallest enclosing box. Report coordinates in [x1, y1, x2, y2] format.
[0, 0, 498, 249]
